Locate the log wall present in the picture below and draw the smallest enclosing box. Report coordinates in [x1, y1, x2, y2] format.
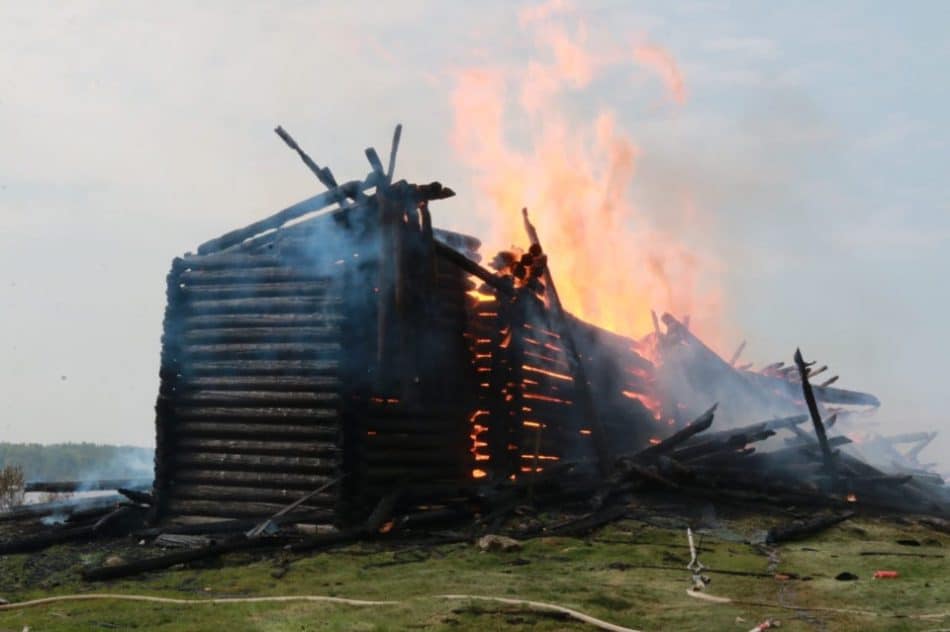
[152, 200, 485, 525]
[152, 249, 345, 523]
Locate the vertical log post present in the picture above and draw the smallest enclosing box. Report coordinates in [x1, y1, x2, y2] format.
[794, 348, 837, 486]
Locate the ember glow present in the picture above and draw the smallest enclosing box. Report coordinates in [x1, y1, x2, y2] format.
[450, 2, 721, 343]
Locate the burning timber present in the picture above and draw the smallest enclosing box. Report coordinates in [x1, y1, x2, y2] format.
[1, 125, 946, 578]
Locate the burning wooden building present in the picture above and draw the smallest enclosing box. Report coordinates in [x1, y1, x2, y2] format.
[150, 126, 884, 525]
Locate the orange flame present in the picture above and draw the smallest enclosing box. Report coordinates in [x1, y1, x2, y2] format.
[450, 4, 720, 342]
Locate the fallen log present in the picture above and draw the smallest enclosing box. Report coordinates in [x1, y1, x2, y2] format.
[82, 535, 287, 581]
[288, 490, 403, 553]
[0, 495, 123, 524]
[84, 484, 348, 581]
[671, 429, 774, 462]
[765, 512, 854, 545]
[631, 404, 717, 460]
[542, 505, 629, 538]
[24, 480, 152, 494]
[117, 488, 153, 505]
[0, 505, 142, 555]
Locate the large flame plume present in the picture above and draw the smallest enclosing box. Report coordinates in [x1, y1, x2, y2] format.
[450, 2, 721, 343]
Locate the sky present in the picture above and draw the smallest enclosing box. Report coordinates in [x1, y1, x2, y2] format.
[0, 2, 947, 464]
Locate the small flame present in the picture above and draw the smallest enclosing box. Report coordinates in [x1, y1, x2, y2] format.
[846, 493, 857, 503]
[522, 364, 573, 381]
[520, 454, 560, 461]
[621, 390, 662, 420]
[467, 290, 497, 303]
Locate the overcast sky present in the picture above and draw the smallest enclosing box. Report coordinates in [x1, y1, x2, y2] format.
[1, 2, 947, 464]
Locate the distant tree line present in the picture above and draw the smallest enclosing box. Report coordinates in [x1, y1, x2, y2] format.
[0, 443, 153, 482]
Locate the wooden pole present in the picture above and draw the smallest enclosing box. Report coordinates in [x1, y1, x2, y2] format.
[794, 348, 836, 484]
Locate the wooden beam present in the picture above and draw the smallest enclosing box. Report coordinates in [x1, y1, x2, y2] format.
[794, 348, 836, 482]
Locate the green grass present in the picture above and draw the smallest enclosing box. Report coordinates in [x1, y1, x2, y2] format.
[0, 515, 947, 631]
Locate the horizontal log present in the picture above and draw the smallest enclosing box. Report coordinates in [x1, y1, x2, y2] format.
[0, 495, 123, 523]
[0, 506, 144, 555]
[176, 437, 339, 457]
[166, 499, 336, 520]
[361, 433, 468, 450]
[174, 421, 339, 440]
[82, 535, 290, 581]
[519, 340, 570, 364]
[360, 467, 465, 481]
[182, 326, 340, 344]
[182, 359, 338, 376]
[766, 512, 853, 544]
[520, 323, 563, 344]
[520, 371, 578, 397]
[180, 253, 282, 269]
[517, 397, 579, 421]
[173, 451, 338, 473]
[182, 313, 344, 328]
[173, 468, 335, 489]
[359, 450, 466, 466]
[179, 282, 334, 300]
[170, 485, 336, 506]
[361, 404, 472, 417]
[179, 342, 340, 360]
[173, 406, 338, 422]
[178, 267, 331, 285]
[176, 375, 341, 392]
[175, 390, 340, 407]
[361, 418, 468, 434]
[24, 479, 152, 493]
[184, 296, 343, 315]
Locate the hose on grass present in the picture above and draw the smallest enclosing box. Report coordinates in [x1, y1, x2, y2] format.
[0, 593, 643, 632]
[1, 590, 944, 629]
[684, 587, 949, 620]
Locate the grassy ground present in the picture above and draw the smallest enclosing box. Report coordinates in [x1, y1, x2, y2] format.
[0, 511, 947, 631]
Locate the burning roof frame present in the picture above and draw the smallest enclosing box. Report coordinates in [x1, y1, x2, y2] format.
[147, 124, 940, 530]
